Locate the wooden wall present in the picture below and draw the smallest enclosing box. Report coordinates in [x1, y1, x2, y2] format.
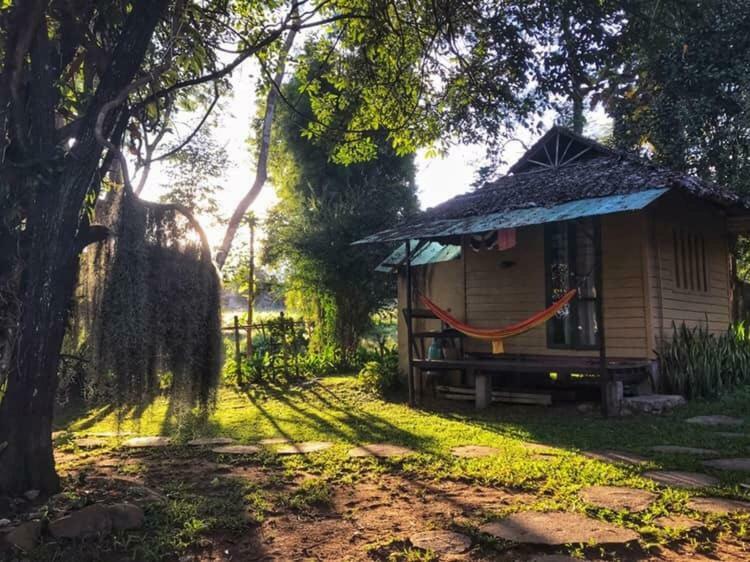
[646, 191, 732, 346]
[462, 212, 650, 358]
[395, 197, 732, 369]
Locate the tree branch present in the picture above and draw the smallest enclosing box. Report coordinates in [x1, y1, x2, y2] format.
[214, 22, 299, 269]
[148, 82, 220, 165]
[93, 67, 213, 265]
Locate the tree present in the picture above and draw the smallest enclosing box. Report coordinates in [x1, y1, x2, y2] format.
[605, 0, 750, 195]
[0, 0, 338, 497]
[158, 126, 229, 224]
[265, 62, 418, 359]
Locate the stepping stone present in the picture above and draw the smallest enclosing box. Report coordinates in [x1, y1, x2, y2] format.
[75, 438, 108, 449]
[624, 395, 686, 414]
[275, 441, 333, 455]
[211, 445, 261, 455]
[714, 432, 747, 439]
[702, 458, 750, 472]
[579, 485, 657, 512]
[649, 445, 719, 456]
[686, 415, 744, 428]
[188, 437, 235, 446]
[409, 530, 471, 554]
[451, 445, 500, 458]
[258, 437, 290, 445]
[644, 470, 719, 489]
[687, 496, 750, 514]
[652, 515, 704, 531]
[480, 511, 638, 546]
[122, 436, 171, 448]
[348, 443, 416, 458]
[583, 450, 649, 466]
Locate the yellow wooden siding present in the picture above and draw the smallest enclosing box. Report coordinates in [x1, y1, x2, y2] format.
[647, 192, 732, 345]
[461, 212, 649, 358]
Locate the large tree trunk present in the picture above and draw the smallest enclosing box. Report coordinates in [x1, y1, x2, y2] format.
[0, 0, 168, 497]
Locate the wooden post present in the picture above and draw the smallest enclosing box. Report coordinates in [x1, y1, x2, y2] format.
[247, 221, 255, 360]
[233, 315, 242, 383]
[474, 371, 491, 410]
[405, 239, 415, 407]
[594, 218, 614, 416]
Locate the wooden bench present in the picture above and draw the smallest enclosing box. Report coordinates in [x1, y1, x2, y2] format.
[413, 355, 651, 409]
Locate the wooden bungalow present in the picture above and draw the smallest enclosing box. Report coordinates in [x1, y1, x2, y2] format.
[357, 127, 750, 414]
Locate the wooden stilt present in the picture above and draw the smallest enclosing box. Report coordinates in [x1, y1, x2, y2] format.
[405, 240, 415, 407]
[594, 218, 615, 416]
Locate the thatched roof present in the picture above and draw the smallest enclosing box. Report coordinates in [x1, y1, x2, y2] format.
[424, 127, 746, 222]
[357, 127, 749, 244]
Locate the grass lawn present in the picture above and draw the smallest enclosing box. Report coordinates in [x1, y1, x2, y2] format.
[34, 376, 750, 560]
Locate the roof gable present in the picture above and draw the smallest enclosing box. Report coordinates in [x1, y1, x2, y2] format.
[508, 126, 614, 174]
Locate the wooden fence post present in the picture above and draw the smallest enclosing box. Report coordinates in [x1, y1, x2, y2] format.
[247, 221, 255, 360]
[234, 315, 242, 384]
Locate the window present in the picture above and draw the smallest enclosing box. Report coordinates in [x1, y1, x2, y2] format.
[545, 219, 600, 349]
[673, 229, 708, 292]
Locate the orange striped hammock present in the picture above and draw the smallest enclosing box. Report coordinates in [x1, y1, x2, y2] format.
[419, 289, 577, 354]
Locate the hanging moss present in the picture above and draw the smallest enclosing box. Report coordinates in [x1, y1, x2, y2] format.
[70, 187, 221, 412]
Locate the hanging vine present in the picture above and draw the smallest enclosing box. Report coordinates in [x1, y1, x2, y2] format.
[67, 185, 222, 412]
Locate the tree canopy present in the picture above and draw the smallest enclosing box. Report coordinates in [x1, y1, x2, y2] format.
[605, 0, 750, 195]
[265, 57, 418, 357]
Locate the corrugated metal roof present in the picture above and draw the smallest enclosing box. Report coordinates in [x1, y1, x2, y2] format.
[375, 240, 461, 273]
[356, 188, 669, 244]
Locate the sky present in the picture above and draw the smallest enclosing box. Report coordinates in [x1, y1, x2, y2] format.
[141, 58, 612, 251]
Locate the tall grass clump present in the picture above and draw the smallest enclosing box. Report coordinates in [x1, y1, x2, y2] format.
[658, 321, 750, 399]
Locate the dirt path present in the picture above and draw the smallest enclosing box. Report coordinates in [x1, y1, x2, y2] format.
[24, 446, 744, 562]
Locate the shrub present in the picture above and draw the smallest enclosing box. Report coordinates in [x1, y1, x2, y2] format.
[358, 351, 399, 396]
[658, 321, 750, 399]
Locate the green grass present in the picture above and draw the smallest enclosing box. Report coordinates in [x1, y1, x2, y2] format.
[56, 375, 750, 558]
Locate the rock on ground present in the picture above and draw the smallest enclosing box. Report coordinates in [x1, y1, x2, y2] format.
[579, 485, 656, 512]
[258, 437, 290, 445]
[275, 441, 333, 455]
[686, 415, 744, 427]
[188, 437, 235, 446]
[211, 445, 261, 455]
[4, 520, 41, 552]
[409, 530, 472, 554]
[75, 437, 108, 449]
[479, 511, 639, 546]
[122, 436, 171, 448]
[582, 450, 649, 466]
[624, 395, 686, 414]
[49, 504, 113, 539]
[348, 444, 416, 458]
[649, 445, 719, 456]
[687, 497, 750, 514]
[652, 515, 703, 530]
[49, 503, 145, 539]
[643, 470, 719, 489]
[702, 458, 750, 471]
[451, 445, 500, 458]
[108, 503, 145, 531]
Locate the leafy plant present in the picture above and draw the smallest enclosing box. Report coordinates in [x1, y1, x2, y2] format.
[358, 351, 399, 397]
[657, 321, 750, 399]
